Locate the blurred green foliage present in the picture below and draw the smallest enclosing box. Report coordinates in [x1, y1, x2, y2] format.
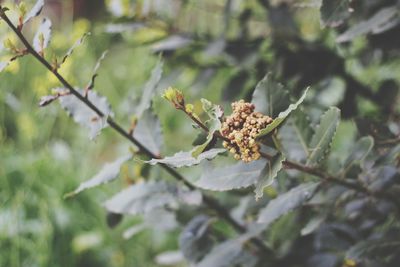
[1, 0, 400, 266]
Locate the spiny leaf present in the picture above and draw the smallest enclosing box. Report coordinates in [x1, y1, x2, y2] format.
[65, 154, 132, 197]
[337, 6, 400, 43]
[343, 136, 374, 170]
[61, 33, 90, 64]
[254, 153, 285, 200]
[59, 88, 113, 140]
[192, 99, 223, 157]
[320, 0, 350, 28]
[145, 148, 226, 168]
[306, 107, 340, 166]
[251, 73, 290, 117]
[194, 159, 267, 191]
[23, 0, 44, 24]
[33, 17, 51, 52]
[135, 59, 163, 118]
[257, 87, 309, 138]
[257, 182, 320, 224]
[133, 111, 164, 156]
[103, 181, 178, 215]
[278, 110, 314, 162]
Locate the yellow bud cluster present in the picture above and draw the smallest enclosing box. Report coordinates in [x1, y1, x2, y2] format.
[221, 100, 272, 162]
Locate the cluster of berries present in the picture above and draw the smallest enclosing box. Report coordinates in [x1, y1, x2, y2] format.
[221, 100, 272, 162]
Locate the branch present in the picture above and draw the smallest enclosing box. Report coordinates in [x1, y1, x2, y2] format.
[0, 8, 274, 257]
[181, 100, 400, 212]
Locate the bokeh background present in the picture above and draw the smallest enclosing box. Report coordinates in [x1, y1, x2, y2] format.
[1, 0, 399, 266]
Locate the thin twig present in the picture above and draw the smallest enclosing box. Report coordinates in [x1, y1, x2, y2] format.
[0, 9, 274, 257]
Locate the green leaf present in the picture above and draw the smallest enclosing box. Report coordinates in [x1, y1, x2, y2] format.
[33, 18, 52, 52]
[194, 159, 267, 191]
[59, 89, 114, 140]
[145, 148, 225, 168]
[196, 240, 257, 267]
[278, 110, 314, 162]
[179, 215, 214, 262]
[346, 240, 400, 261]
[0, 61, 9, 73]
[192, 99, 223, 157]
[320, 0, 350, 28]
[23, 0, 44, 24]
[251, 73, 290, 117]
[257, 182, 320, 224]
[343, 136, 374, 170]
[103, 181, 178, 215]
[257, 87, 309, 138]
[306, 107, 340, 166]
[135, 59, 163, 118]
[337, 6, 400, 43]
[254, 153, 285, 200]
[65, 154, 132, 197]
[133, 111, 164, 156]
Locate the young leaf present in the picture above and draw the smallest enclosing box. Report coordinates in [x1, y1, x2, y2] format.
[179, 215, 213, 262]
[59, 89, 113, 140]
[251, 73, 290, 117]
[85, 50, 108, 90]
[194, 159, 267, 191]
[278, 110, 314, 162]
[135, 59, 163, 118]
[196, 240, 257, 267]
[61, 33, 90, 64]
[257, 87, 309, 138]
[306, 107, 340, 166]
[23, 0, 44, 24]
[343, 136, 374, 170]
[192, 99, 223, 157]
[337, 6, 400, 42]
[103, 181, 178, 215]
[151, 35, 193, 53]
[254, 153, 285, 200]
[257, 182, 320, 224]
[65, 154, 132, 197]
[145, 148, 226, 168]
[133, 111, 164, 156]
[33, 18, 52, 52]
[320, 0, 350, 28]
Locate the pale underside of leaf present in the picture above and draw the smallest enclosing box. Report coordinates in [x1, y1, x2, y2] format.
[306, 107, 340, 166]
[133, 111, 164, 156]
[135, 59, 163, 118]
[33, 18, 52, 52]
[194, 159, 267, 191]
[145, 148, 226, 168]
[59, 89, 113, 140]
[336, 6, 400, 42]
[62, 33, 91, 64]
[103, 181, 178, 215]
[257, 182, 320, 224]
[66, 154, 132, 197]
[257, 87, 309, 138]
[23, 0, 45, 24]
